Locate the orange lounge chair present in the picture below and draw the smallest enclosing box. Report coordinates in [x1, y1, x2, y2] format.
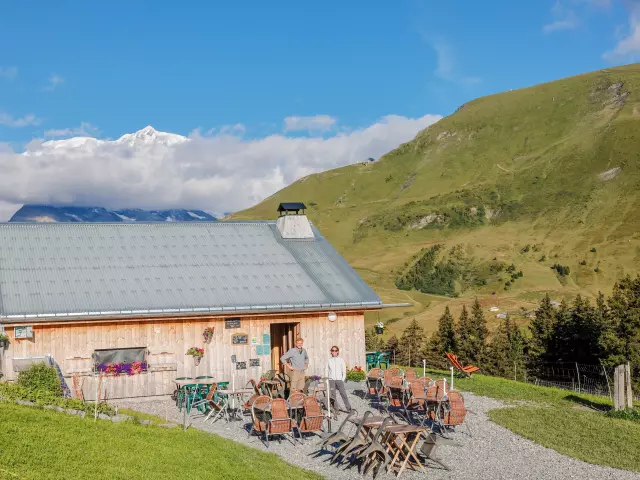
[445, 352, 480, 377]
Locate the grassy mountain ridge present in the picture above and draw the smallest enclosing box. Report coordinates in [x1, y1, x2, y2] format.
[234, 64, 640, 337]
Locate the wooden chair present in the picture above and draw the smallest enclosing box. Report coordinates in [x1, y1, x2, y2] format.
[406, 380, 428, 424]
[266, 398, 297, 445]
[191, 382, 217, 416]
[242, 379, 261, 413]
[445, 352, 480, 377]
[423, 379, 448, 426]
[287, 391, 305, 424]
[298, 396, 326, 442]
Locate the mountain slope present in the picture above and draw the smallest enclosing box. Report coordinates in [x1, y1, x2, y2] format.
[233, 64, 640, 335]
[10, 205, 216, 223]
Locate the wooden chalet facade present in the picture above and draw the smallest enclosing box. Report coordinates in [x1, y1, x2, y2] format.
[0, 208, 382, 399]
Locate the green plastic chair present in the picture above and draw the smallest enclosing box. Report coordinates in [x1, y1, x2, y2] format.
[377, 352, 391, 369]
[366, 352, 378, 371]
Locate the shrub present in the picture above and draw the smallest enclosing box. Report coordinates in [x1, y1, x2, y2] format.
[590, 247, 597, 253]
[539, 255, 546, 262]
[345, 366, 366, 382]
[17, 363, 62, 396]
[551, 264, 570, 276]
[605, 408, 640, 423]
[0, 382, 113, 415]
[521, 244, 530, 253]
[594, 267, 600, 273]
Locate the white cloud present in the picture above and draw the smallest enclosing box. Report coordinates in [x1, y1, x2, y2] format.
[0, 66, 18, 80]
[0, 114, 442, 220]
[543, 1, 580, 33]
[603, 1, 640, 62]
[0, 112, 42, 127]
[43, 73, 64, 91]
[424, 36, 481, 86]
[44, 122, 100, 138]
[283, 115, 338, 133]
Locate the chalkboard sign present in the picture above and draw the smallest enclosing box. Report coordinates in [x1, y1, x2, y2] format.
[250, 358, 260, 367]
[232, 333, 248, 345]
[231, 355, 237, 363]
[225, 318, 241, 329]
[236, 361, 247, 370]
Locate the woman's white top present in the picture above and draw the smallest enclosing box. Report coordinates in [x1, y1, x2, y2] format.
[325, 356, 346, 381]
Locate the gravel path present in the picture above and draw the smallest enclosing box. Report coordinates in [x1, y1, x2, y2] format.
[113, 385, 638, 480]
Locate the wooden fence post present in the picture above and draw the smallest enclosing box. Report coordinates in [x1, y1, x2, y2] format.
[625, 363, 633, 409]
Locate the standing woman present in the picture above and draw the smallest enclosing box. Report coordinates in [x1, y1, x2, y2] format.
[325, 345, 353, 419]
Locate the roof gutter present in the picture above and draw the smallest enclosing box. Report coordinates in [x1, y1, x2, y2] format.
[380, 303, 413, 308]
[0, 301, 384, 324]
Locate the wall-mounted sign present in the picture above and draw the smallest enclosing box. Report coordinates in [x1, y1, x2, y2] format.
[251, 337, 258, 345]
[225, 318, 241, 329]
[250, 358, 260, 367]
[236, 361, 247, 370]
[256, 345, 270, 356]
[231, 355, 237, 363]
[232, 333, 248, 345]
[262, 333, 270, 345]
[14, 326, 34, 339]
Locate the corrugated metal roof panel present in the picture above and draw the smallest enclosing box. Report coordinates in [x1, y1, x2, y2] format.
[0, 221, 381, 319]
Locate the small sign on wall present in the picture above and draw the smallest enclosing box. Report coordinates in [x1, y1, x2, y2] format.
[236, 361, 247, 370]
[232, 333, 249, 345]
[225, 318, 241, 329]
[250, 358, 260, 367]
[14, 326, 34, 339]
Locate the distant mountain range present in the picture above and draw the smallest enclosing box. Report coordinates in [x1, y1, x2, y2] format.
[9, 205, 217, 223]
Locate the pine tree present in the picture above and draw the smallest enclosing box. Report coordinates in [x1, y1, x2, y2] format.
[385, 334, 400, 354]
[529, 293, 555, 364]
[365, 327, 384, 351]
[467, 299, 488, 364]
[438, 306, 457, 354]
[485, 316, 526, 379]
[456, 305, 473, 363]
[396, 319, 425, 367]
[605, 276, 640, 376]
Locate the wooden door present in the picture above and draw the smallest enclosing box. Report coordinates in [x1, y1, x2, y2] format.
[270, 323, 299, 372]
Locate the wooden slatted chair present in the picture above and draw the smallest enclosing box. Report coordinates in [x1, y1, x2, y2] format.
[423, 379, 448, 426]
[298, 395, 326, 442]
[445, 352, 480, 377]
[266, 398, 297, 445]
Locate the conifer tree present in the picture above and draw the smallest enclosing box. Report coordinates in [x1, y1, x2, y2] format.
[434, 306, 457, 354]
[456, 305, 473, 362]
[396, 319, 425, 367]
[529, 293, 555, 363]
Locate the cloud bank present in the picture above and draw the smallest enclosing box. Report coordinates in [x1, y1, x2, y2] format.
[0, 113, 441, 220]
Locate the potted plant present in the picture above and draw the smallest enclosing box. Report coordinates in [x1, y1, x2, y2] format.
[375, 321, 384, 335]
[203, 327, 214, 344]
[0, 332, 8, 348]
[186, 347, 204, 366]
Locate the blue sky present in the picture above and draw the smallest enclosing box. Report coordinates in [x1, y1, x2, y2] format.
[0, 0, 636, 143]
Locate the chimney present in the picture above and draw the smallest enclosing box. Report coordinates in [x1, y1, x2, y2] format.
[276, 202, 314, 239]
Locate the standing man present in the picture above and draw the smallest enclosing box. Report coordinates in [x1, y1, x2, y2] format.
[280, 337, 309, 391]
[325, 345, 352, 419]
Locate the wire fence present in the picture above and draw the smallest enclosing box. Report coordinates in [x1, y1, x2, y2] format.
[524, 362, 640, 402]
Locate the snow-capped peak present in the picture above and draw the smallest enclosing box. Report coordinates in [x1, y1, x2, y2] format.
[23, 125, 189, 156]
[115, 125, 188, 147]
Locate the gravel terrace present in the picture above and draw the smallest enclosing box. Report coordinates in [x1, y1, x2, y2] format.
[113, 385, 638, 480]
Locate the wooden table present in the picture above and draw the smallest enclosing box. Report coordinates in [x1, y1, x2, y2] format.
[383, 424, 427, 477]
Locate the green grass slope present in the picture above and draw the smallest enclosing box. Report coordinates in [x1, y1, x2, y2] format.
[233, 64, 640, 337]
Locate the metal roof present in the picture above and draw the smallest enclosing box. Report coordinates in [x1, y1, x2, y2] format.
[278, 202, 307, 214]
[0, 221, 381, 321]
